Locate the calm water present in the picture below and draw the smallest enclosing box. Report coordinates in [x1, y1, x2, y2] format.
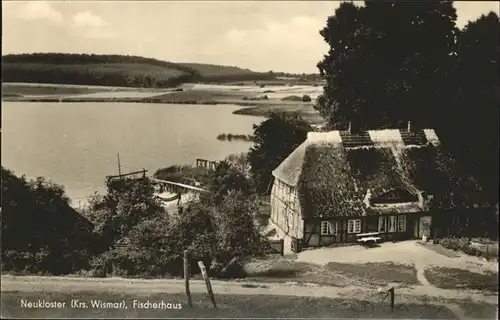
[2, 102, 265, 205]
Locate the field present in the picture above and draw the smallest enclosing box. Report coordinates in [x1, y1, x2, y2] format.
[180, 62, 269, 79]
[2, 61, 191, 88]
[1, 53, 274, 88]
[424, 267, 499, 292]
[1, 82, 114, 96]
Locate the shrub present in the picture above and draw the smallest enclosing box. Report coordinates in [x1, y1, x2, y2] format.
[437, 237, 495, 259]
[2, 167, 95, 275]
[281, 95, 303, 101]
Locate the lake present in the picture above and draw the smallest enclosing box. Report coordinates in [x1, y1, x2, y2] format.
[2, 102, 266, 206]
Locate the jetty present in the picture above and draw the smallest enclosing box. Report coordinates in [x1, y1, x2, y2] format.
[150, 178, 208, 194]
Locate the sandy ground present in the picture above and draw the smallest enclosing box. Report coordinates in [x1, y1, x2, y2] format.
[296, 241, 499, 274]
[294, 240, 499, 306]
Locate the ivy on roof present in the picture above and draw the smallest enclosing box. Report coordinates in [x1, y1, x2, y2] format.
[345, 147, 408, 198]
[298, 144, 363, 218]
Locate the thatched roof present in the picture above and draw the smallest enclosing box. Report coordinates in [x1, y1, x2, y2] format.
[272, 129, 486, 218]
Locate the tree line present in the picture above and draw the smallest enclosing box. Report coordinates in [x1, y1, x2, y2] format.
[315, 1, 499, 203]
[1, 53, 275, 88]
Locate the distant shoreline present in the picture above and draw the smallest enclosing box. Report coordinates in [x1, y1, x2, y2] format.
[2, 82, 324, 124]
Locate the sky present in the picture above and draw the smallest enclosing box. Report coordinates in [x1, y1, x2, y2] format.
[2, 1, 499, 73]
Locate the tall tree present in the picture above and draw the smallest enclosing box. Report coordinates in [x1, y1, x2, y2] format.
[451, 12, 500, 201]
[248, 112, 312, 194]
[316, 1, 458, 130]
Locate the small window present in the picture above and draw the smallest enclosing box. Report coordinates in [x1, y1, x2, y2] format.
[320, 221, 329, 235]
[320, 221, 339, 235]
[348, 219, 361, 234]
[398, 215, 406, 232]
[388, 216, 397, 233]
[378, 216, 387, 232]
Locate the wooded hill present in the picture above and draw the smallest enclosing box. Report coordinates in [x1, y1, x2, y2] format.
[1, 53, 274, 88]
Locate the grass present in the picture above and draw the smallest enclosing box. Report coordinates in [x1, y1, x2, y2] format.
[459, 302, 498, 319]
[0, 291, 458, 319]
[418, 242, 461, 258]
[180, 62, 268, 78]
[243, 258, 419, 288]
[153, 165, 212, 186]
[424, 267, 499, 292]
[243, 255, 356, 287]
[233, 104, 324, 124]
[1, 83, 111, 96]
[145, 89, 247, 103]
[325, 262, 419, 286]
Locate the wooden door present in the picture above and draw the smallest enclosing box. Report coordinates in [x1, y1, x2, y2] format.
[413, 217, 419, 238]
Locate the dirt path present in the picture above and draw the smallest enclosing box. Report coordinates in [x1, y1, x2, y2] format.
[2, 275, 497, 305]
[292, 241, 499, 319]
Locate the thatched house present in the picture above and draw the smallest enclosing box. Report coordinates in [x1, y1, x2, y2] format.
[270, 124, 489, 253]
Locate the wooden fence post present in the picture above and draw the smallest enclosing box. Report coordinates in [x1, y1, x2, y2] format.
[198, 261, 217, 308]
[389, 287, 395, 311]
[184, 250, 192, 308]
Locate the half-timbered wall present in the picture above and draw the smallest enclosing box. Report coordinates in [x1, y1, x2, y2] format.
[270, 178, 303, 239]
[303, 213, 419, 247]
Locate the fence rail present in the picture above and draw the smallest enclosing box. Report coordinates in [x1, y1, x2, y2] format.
[268, 239, 284, 256]
[196, 158, 220, 170]
[106, 169, 147, 180]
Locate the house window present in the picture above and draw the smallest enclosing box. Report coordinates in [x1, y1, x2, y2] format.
[320, 221, 339, 235]
[348, 219, 361, 234]
[378, 216, 387, 232]
[398, 215, 406, 232]
[388, 216, 397, 233]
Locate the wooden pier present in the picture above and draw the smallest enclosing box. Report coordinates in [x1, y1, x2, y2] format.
[150, 178, 209, 194]
[106, 169, 148, 181]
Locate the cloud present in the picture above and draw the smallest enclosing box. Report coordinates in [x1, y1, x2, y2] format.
[223, 15, 325, 47]
[71, 10, 118, 39]
[72, 11, 107, 28]
[206, 15, 329, 72]
[81, 28, 118, 40]
[17, 1, 63, 24]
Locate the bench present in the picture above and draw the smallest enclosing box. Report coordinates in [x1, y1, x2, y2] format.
[357, 232, 381, 247]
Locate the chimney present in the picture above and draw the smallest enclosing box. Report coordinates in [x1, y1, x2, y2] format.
[407, 121, 412, 132]
[348, 122, 352, 133]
